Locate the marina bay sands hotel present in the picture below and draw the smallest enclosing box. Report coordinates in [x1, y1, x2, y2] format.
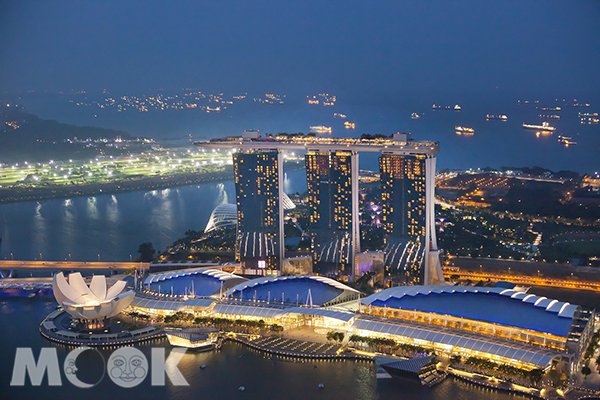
[196, 132, 444, 286]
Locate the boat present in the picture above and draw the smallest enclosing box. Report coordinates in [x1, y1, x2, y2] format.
[538, 114, 560, 120]
[432, 104, 456, 111]
[333, 113, 347, 119]
[432, 104, 460, 111]
[537, 106, 561, 111]
[522, 121, 556, 131]
[485, 114, 508, 121]
[558, 136, 577, 147]
[411, 113, 421, 119]
[455, 126, 475, 135]
[344, 121, 356, 129]
[165, 328, 220, 351]
[579, 112, 599, 124]
[309, 125, 333, 134]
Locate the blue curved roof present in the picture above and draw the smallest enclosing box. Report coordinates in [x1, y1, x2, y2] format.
[144, 268, 246, 297]
[362, 286, 578, 337]
[226, 276, 359, 306]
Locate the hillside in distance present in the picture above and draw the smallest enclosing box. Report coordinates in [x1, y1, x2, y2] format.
[0, 105, 132, 163]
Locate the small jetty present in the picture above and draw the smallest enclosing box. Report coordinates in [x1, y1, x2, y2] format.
[165, 327, 222, 351]
[376, 356, 447, 387]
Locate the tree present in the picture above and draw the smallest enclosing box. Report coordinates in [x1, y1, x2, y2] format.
[528, 369, 544, 386]
[582, 365, 592, 379]
[137, 242, 156, 262]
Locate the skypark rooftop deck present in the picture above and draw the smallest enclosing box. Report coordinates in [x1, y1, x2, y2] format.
[195, 134, 439, 156]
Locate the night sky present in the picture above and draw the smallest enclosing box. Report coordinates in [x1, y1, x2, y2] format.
[1, 0, 599, 99]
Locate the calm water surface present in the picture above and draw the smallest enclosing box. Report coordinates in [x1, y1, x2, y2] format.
[0, 170, 306, 262]
[0, 299, 527, 400]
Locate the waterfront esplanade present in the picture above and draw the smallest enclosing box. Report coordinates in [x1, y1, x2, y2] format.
[195, 132, 444, 285]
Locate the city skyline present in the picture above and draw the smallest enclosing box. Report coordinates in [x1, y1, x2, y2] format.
[1, 2, 599, 399]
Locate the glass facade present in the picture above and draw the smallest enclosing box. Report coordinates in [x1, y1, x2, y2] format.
[305, 151, 354, 277]
[379, 153, 427, 284]
[233, 150, 281, 270]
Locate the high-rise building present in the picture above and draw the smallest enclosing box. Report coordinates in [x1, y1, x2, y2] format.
[305, 150, 359, 277]
[379, 153, 427, 284]
[198, 132, 443, 284]
[233, 150, 283, 272]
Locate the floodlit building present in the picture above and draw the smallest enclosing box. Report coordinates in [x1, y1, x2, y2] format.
[128, 267, 593, 373]
[143, 267, 246, 297]
[225, 275, 360, 307]
[205, 203, 238, 233]
[233, 150, 284, 273]
[205, 195, 296, 234]
[379, 153, 430, 284]
[196, 132, 442, 284]
[358, 285, 595, 371]
[305, 150, 358, 278]
[52, 272, 134, 329]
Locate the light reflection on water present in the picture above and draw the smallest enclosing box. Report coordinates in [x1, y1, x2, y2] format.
[0, 170, 307, 261]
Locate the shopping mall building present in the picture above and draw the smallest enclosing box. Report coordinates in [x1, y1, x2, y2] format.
[129, 267, 594, 373]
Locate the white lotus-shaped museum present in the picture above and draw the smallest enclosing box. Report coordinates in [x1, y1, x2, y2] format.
[52, 272, 134, 320]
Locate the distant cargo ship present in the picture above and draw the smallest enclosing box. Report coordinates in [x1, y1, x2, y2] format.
[455, 126, 475, 135]
[558, 136, 577, 147]
[309, 125, 333, 134]
[411, 112, 421, 119]
[333, 113, 347, 119]
[579, 112, 599, 125]
[537, 106, 561, 112]
[522, 121, 556, 131]
[344, 121, 356, 129]
[485, 114, 508, 121]
[538, 114, 560, 120]
[432, 104, 461, 111]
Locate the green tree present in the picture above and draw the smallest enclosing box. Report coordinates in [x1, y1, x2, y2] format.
[137, 242, 156, 262]
[582, 365, 592, 379]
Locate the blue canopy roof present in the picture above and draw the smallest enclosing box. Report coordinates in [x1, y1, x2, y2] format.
[362, 286, 578, 337]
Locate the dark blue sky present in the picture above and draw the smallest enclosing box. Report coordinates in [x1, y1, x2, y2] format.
[1, 0, 599, 99]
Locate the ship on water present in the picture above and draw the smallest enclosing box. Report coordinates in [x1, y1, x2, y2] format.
[537, 106, 562, 112]
[344, 121, 356, 129]
[485, 114, 508, 121]
[333, 113, 347, 119]
[579, 112, 599, 124]
[309, 125, 333, 134]
[455, 126, 475, 135]
[522, 121, 556, 131]
[558, 136, 577, 147]
[432, 104, 461, 111]
[538, 114, 560, 120]
[411, 112, 421, 119]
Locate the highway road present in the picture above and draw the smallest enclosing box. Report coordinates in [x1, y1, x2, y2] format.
[0, 260, 149, 271]
[444, 268, 600, 292]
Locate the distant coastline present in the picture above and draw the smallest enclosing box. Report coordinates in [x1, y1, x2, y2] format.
[0, 163, 306, 204]
[0, 169, 232, 204]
